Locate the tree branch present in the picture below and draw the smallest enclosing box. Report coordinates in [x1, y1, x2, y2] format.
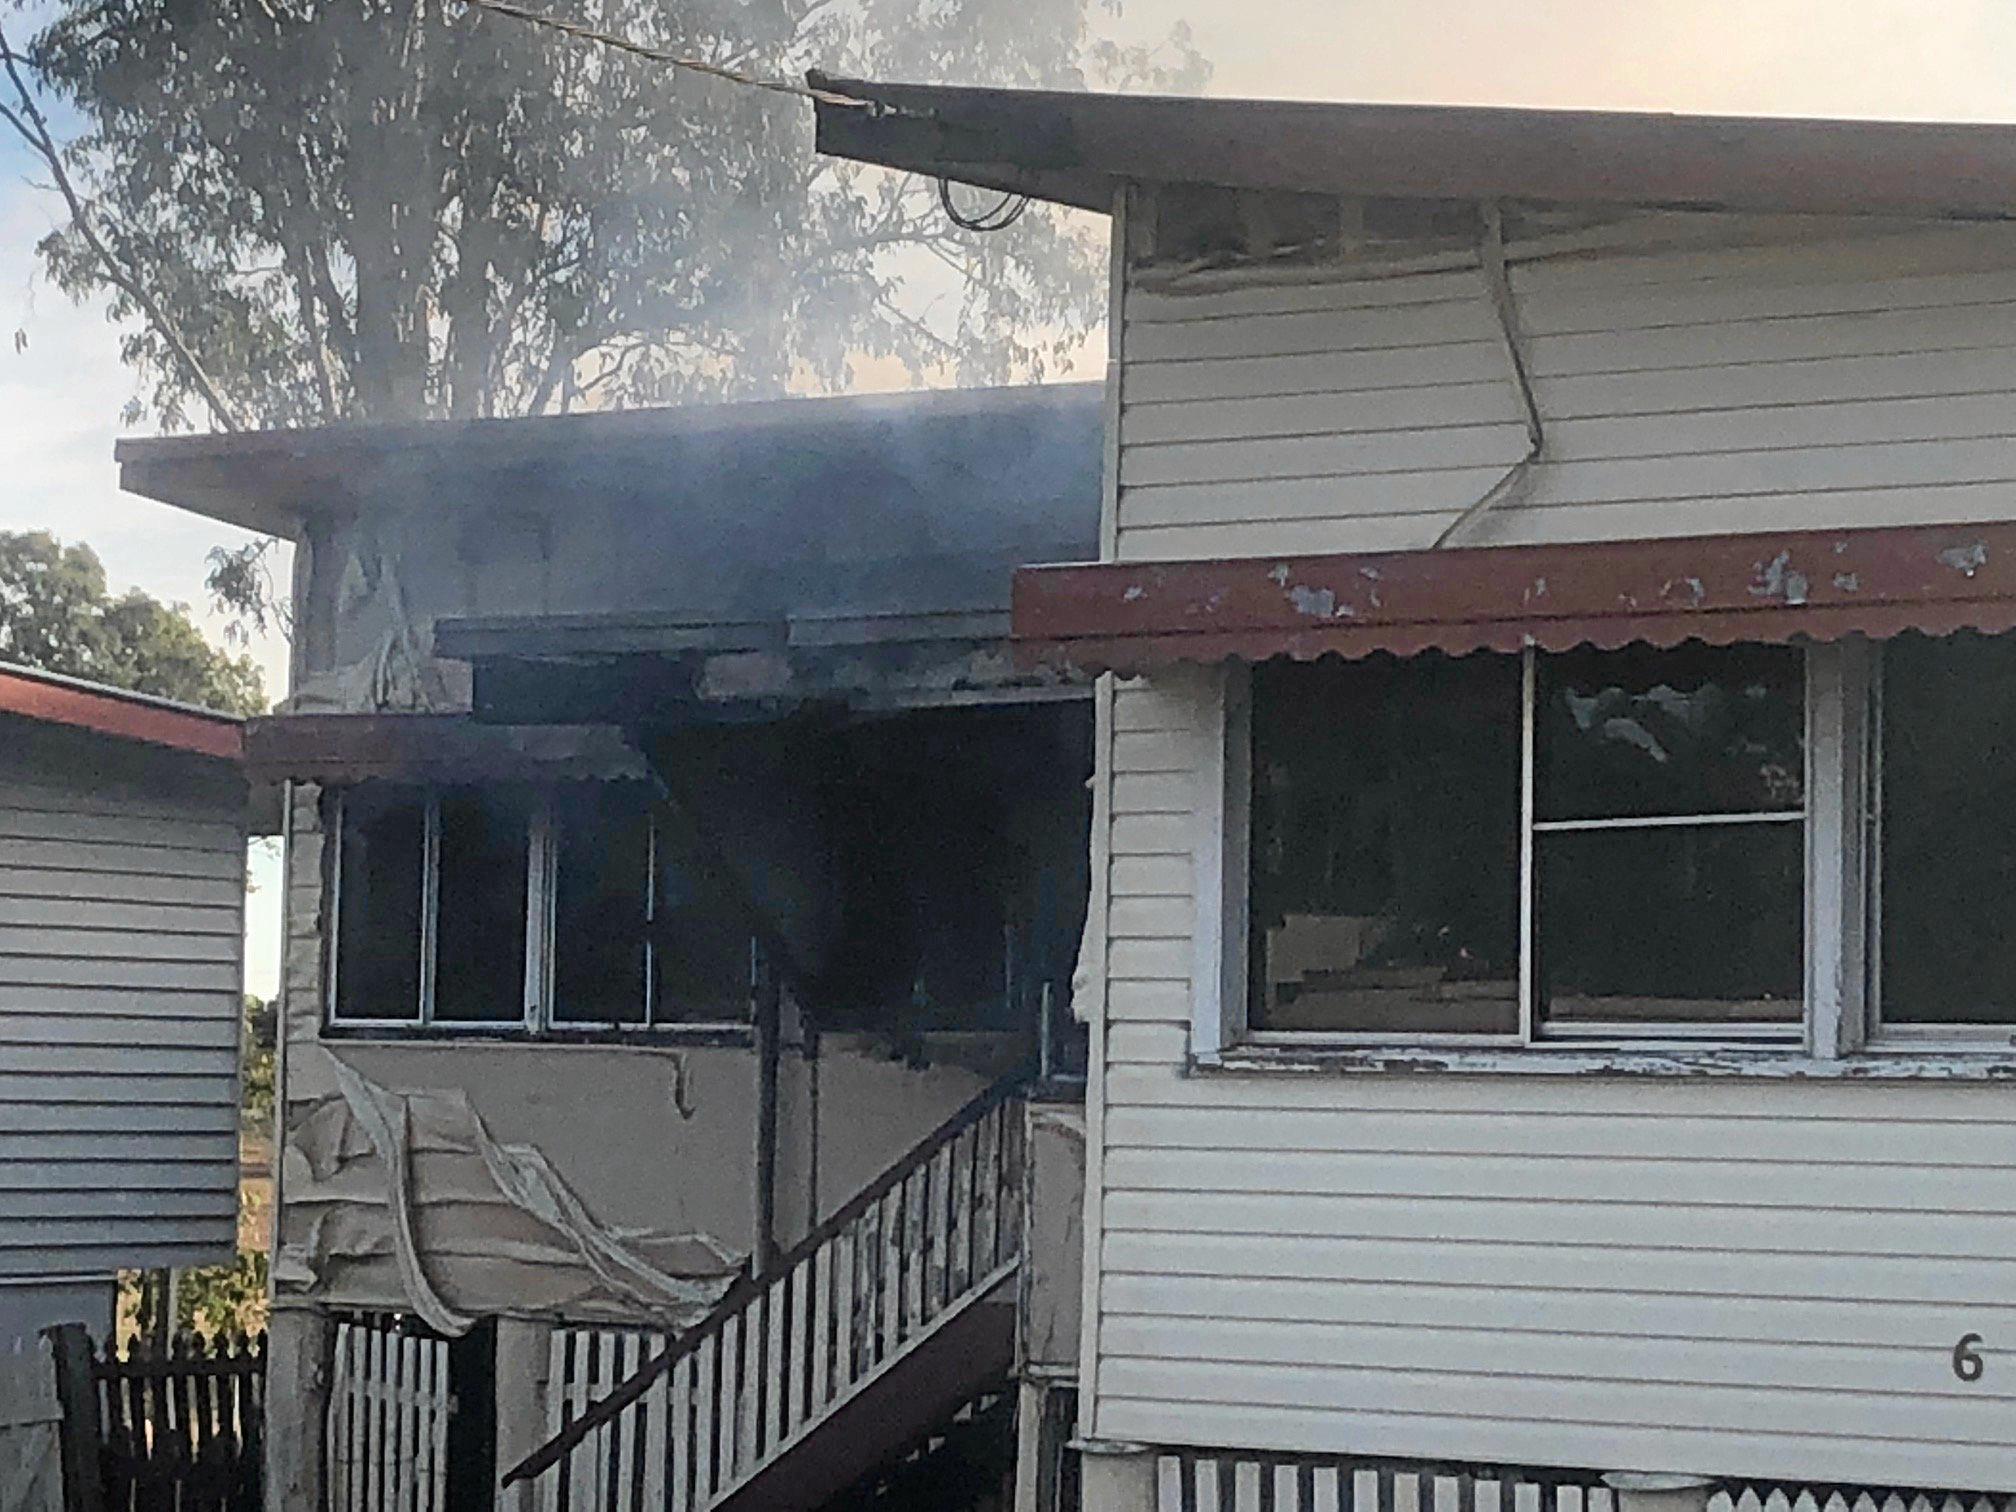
[0, 24, 245, 431]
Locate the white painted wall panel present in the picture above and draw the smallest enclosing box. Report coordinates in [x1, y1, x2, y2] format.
[1087, 675, 2016, 1490]
[1116, 222, 2016, 561]
[0, 725, 244, 1278]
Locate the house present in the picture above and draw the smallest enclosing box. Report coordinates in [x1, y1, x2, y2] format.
[115, 383, 1105, 1511]
[0, 661, 246, 1346]
[814, 90, 2016, 1508]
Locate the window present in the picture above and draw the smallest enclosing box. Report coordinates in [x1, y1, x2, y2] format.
[331, 785, 530, 1028]
[1876, 631, 2016, 1034]
[329, 782, 753, 1034]
[1248, 653, 1521, 1035]
[1534, 644, 1805, 1035]
[1242, 642, 1808, 1044]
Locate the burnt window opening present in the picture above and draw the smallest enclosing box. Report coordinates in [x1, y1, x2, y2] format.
[1247, 643, 1807, 1041]
[550, 785, 652, 1026]
[434, 789, 532, 1023]
[332, 786, 425, 1023]
[807, 703, 1092, 1041]
[1879, 630, 2016, 1028]
[548, 785, 755, 1029]
[330, 784, 529, 1027]
[326, 705, 1091, 1043]
[647, 804, 758, 1027]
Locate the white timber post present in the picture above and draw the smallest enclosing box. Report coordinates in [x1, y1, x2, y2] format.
[263, 1302, 333, 1512]
[1078, 1440, 1158, 1512]
[1603, 1471, 1717, 1512]
[493, 1315, 558, 1512]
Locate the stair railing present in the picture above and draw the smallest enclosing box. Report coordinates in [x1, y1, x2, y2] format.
[508, 1073, 1028, 1511]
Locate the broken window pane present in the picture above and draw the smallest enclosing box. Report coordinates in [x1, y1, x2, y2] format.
[1881, 630, 2016, 1026]
[651, 807, 756, 1024]
[1537, 823, 1804, 1028]
[1248, 652, 1522, 1034]
[334, 786, 425, 1022]
[552, 785, 651, 1026]
[433, 788, 532, 1024]
[1537, 642, 1805, 822]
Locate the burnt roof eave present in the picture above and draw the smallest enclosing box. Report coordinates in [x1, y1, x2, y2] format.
[810, 79, 2016, 222]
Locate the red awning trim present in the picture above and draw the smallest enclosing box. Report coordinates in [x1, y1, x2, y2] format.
[0, 663, 243, 760]
[1012, 522, 2016, 675]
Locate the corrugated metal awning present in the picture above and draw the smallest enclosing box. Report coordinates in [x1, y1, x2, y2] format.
[1012, 522, 2016, 676]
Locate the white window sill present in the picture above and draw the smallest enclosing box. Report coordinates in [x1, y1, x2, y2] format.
[1191, 1043, 2016, 1080]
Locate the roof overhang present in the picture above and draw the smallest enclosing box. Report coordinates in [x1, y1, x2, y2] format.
[813, 81, 2016, 220]
[1012, 523, 2016, 677]
[0, 662, 244, 761]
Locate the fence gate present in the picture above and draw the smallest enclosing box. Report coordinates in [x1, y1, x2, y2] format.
[326, 1315, 453, 1512]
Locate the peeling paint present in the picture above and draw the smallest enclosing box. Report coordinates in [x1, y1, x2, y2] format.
[1268, 564, 1291, 586]
[1287, 584, 1338, 618]
[1750, 550, 1810, 607]
[1833, 572, 1862, 592]
[1660, 576, 1707, 608]
[1940, 542, 1990, 578]
[1122, 584, 1145, 602]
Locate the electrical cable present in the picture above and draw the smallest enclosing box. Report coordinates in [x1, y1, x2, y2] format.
[938, 176, 1031, 232]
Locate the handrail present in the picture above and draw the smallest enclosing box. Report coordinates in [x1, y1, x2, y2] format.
[503, 1070, 1029, 1491]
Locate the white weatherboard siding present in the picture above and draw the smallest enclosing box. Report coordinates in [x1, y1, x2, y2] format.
[1092, 217, 2016, 1490]
[1090, 675, 2016, 1489]
[1116, 220, 2016, 560]
[0, 727, 244, 1290]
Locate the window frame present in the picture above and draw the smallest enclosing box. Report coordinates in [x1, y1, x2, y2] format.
[1200, 640, 1873, 1061]
[325, 785, 755, 1041]
[1861, 638, 2016, 1050]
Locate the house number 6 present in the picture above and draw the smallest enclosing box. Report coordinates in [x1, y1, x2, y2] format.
[1954, 1334, 1986, 1381]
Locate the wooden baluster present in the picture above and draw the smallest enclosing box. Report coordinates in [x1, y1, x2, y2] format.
[715, 1316, 739, 1492]
[411, 1341, 434, 1512]
[811, 1236, 837, 1420]
[738, 1296, 761, 1481]
[936, 1140, 958, 1311]
[878, 1186, 901, 1367]
[397, 1332, 417, 1512]
[782, 1260, 808, 1442]
[902, 1168, 924, 1344]
[667, 1350, 693, 1512]
[642, 1333, 670, 1512]
[1003, 1103, 1025, 1264]
[690, 1334, 717, 1508]
[613, 1334, 641, 1512]
[764, 1278, 786, 1454]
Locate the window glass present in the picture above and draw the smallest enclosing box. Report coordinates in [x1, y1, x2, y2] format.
[1881, 631, 2016, 1026]
[334, 786, 425, 1022]
[1533, 643, 1805, 1035]
[1247, 653, 1522, 1034]
[1536, 642, 1805, 821]
[1537, 824, 1803, 1026]
[433, 788, 532, 1023]
[552, 786, 651, 1025]
[652, 807, 755, 1024]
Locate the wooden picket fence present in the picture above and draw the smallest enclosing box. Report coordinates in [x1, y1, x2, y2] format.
[1153, 1458, 2016, 1512]
[43, 1325, 267, 1512]
[325, 1315, 453, 1512]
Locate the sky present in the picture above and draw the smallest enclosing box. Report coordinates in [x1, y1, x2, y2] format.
[4, 0, 2016, 999]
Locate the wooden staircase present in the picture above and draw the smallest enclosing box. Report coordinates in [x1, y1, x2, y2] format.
[510, 1078, 1027, 1512]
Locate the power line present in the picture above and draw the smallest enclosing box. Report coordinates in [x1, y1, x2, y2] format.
[461, 0, 872, 109]
[937, 178, 1029, 233]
